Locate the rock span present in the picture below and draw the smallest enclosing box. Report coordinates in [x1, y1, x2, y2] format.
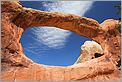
[1, 1, 121, 81]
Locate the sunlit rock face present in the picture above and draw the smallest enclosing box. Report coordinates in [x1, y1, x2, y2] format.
[1, 1, 121, 81]
[76, 41, 103, 63]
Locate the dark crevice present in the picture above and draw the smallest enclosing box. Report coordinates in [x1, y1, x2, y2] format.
[94, 53, 103, 58]
[11, 63, 27, 67]
[116, 58, 121, 69]
[9, 49, 16, 54]
[1, 58, 12, 63]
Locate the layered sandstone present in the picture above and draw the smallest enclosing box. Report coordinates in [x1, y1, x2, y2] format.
[1, 1, 121, 81]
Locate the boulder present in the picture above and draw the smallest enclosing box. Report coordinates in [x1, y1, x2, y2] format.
[76, 41, 103, 63]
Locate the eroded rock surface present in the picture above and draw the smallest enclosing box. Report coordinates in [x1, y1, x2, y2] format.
[76, 41, 104, 63]
[1, 1, 121, 81]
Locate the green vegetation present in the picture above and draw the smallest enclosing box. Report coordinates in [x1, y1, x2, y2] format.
[115, 4, 121, 33]
[115, 5, 121, 14]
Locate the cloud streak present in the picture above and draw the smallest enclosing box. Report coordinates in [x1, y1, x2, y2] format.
[32, 1, 94, 49]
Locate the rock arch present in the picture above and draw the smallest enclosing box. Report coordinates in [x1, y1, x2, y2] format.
[1, 1, 121, 81]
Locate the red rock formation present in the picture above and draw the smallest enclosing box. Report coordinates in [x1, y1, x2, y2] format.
[1, 1, 121, 81]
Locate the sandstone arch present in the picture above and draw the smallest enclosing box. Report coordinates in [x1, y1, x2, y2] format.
[1, 1, 121, 81]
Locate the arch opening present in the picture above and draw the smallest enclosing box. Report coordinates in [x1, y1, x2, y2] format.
[20, 26, 101, 66]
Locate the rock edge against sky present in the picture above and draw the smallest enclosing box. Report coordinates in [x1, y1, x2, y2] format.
[1, 1, 121, 81]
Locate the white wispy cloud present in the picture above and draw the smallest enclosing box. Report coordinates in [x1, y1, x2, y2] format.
[32, 1, 94, 49]
[32, 27, 70, 49]
[43, 1, 93, 15]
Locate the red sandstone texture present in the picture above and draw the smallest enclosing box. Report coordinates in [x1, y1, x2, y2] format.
[1, 1, 121, 81]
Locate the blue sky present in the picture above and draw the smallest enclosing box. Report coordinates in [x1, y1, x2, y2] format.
[20, 1, 121, 66]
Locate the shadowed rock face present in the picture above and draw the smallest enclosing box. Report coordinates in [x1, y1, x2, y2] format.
[1, 1, 121, 81]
